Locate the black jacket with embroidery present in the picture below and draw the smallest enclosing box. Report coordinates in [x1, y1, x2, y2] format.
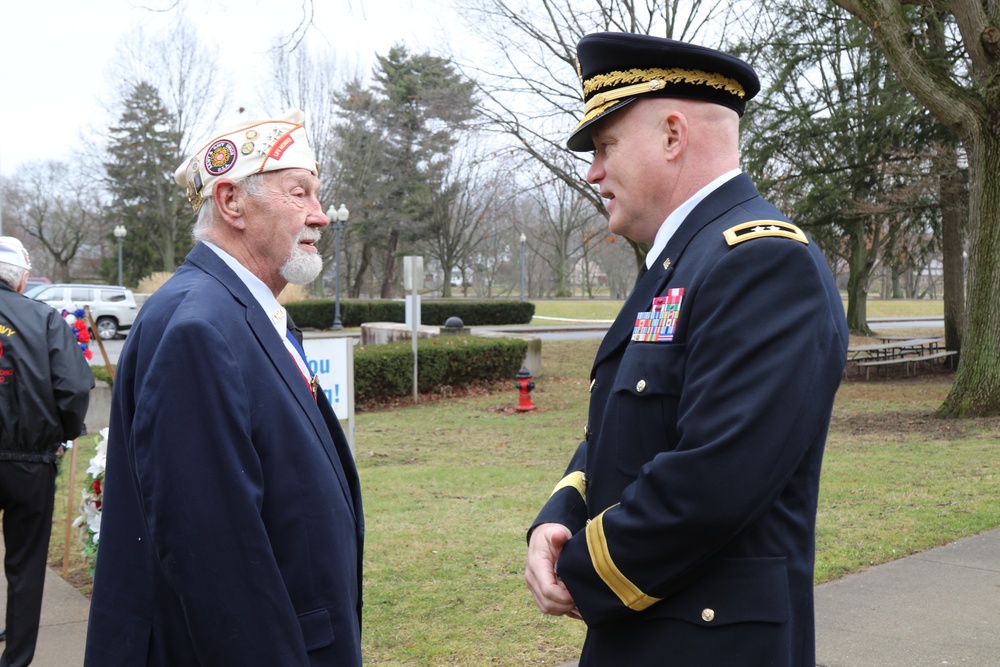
[0, 280, 94, 462]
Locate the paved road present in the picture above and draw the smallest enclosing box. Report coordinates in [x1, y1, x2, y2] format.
[88, 317, 946, 367]
[869, 317, 944, 329]
[88, 336, 124, 367]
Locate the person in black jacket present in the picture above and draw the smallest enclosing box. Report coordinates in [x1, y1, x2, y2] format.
[525, 33, 848, 666]
[0, 235, 94, 667]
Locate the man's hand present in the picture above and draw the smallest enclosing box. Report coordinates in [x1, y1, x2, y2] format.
[525, 523, 580, 619]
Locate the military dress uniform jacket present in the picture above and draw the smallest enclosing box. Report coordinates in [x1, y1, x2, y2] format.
[85, 243, 364, 666]
[532, 174, 848, 667]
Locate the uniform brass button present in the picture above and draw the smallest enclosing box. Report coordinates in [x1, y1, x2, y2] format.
[701, 608, 715, 622]
[636, 379, 647, 393]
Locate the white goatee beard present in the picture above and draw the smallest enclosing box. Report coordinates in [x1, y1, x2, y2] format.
[280, 238, 323, 285]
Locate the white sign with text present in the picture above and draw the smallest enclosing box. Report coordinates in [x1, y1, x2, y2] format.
[302, 336, 355, 449]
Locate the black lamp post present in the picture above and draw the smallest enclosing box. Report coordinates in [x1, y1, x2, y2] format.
[113, 224, 127, 285]
[326, 203, 350, 330]
[519, 233, 527, 301]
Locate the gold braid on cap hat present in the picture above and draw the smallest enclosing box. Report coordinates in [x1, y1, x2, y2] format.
[581, 66, 745, 119]
[584, 66, 745, 98]
[572, 66, 746, 139]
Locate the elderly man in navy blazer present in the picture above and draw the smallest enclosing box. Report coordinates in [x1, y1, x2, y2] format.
[85, 109, 364, 666]
[526, 33, 848, 666]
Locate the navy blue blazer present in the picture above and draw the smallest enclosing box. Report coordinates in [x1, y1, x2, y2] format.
[533, 174, 847, 666]
[85, 243, 364, 666]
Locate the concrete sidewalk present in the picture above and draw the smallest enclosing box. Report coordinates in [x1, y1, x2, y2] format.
[814, 526, 1000, 666]
[554, 526, 1000, 667]
[0, 545, 90, 667]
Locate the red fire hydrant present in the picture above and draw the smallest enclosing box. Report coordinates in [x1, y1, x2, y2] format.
[516, 367, 536, 412]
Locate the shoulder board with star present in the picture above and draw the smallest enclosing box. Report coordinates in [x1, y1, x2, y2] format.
[723, 220, 808, 247]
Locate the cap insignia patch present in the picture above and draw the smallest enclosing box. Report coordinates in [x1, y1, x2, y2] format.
[204, 139, 238, 175]
[267, 132, 295, 161]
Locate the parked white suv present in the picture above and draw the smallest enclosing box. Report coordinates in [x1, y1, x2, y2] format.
[28, 283, 139, 339]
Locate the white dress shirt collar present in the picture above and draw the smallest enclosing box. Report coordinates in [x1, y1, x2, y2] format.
[644, 169, 742, 269]
[202, 241, 287, 337]
[202, 241, 311, 379]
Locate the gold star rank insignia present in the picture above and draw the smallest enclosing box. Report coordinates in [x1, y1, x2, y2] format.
[723, 220, 808, 247]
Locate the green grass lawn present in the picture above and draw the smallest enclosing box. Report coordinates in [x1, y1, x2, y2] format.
[51, 297, 999, 666]
[529, 297, 943, 324]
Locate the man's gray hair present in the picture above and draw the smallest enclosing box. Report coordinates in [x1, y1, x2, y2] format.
[0, 262, 25, 290]
[191, 173, 269, 242]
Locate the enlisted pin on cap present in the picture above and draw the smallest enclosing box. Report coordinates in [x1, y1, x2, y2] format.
[175, 108, 319, 213]
[0, 236, 31, 271]
[567, 32, 761, 152]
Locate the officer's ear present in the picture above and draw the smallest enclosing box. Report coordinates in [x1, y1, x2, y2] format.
[661, 109, 688, 159]
[16, 271, 27, 294]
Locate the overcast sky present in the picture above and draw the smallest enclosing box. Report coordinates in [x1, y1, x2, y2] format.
[0, 0, 462, 176]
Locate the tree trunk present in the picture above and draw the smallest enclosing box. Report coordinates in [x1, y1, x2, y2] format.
[381, 229, 399, 299]
[938, 129, 1000, 417]
[350, 242, 371, 299]
[890, 265, 904, 299]
[844, 218, 874, 335]
[939, 143, 965, 357]
[440, 259, 454, 297]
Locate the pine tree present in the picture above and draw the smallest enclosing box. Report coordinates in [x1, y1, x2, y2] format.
[334, 46, 476, 297]
[104, 81, 190, 282]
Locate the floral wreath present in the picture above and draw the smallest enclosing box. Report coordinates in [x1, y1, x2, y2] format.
[61, 308, 93, 360]
[73, 427, 107, 572]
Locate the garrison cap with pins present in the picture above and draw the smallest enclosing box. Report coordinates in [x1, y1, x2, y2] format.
[567, 32, 761, 152]
[0, 236, 31, 271]
[174, 108, 319, 213]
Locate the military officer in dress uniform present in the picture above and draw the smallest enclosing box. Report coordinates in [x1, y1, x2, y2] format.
[525, 33, 848, 667]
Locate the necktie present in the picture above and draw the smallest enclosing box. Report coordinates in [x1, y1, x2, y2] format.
[287, 313, 304, 347]
[284, 323, 316, 398]
[285, 328, 309, 366]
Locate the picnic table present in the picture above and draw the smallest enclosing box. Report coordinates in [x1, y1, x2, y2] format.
[846, 337, 956, 378]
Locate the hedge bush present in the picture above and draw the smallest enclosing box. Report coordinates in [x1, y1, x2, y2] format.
[354, 335, 528, 403]
[285, 299, 535, 329]
[92, 331, 528, 406]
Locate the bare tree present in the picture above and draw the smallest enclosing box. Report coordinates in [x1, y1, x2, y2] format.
[591, 232, 635, 299]
[267, 42, 361, 296]
[410, 137, 508, 297]
[3, 161, 104, 281]
[107, 20, 229, 155]
[521, 175, 603, 298]
[454, 0, 749, 267]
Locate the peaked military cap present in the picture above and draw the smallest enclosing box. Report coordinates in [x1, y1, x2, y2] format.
[567, 32, 761, 152]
